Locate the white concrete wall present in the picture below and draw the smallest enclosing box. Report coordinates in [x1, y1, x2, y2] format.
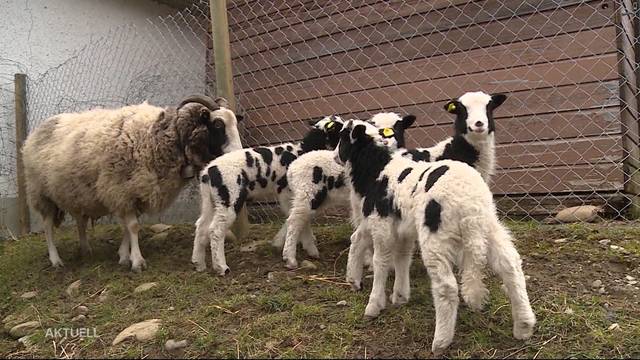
[0, 0, 211, 237]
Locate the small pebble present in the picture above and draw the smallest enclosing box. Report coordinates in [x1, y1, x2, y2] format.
[300, 260, 317, 270]
[74, 305, 89, 316]
[598, 287, 606, 294]
[150, 223, 171, 233]
[564, 308, 574, 315]
[336, 300, 347, 306]
[20, 291, 38, 300]
[598, 239, 611, 246]
[165, 339, 188, 351]
[71, 315, 86, 322]
[168, 306, 175, 311]
[66, 280, 82, 298]
[267, 272, 275, 281]
[607, 323, 620, 331]
[553, 238, 568, 244]
[626, 275, 636, 281]
[591, 280, 603, 288]
[134, 282, 158, 293]
[319, 324, 326, 330]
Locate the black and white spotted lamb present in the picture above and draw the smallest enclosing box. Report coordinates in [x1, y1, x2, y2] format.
[335, 120, 535, 355]
[191, 116, 345, 275]
[281, 112, 415, 269]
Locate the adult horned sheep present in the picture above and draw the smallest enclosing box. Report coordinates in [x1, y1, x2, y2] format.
[22, 95, 243, 272]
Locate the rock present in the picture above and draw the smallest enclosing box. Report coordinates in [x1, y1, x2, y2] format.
[98, 289, 110, 303]
[167, 306, 175, 311]
[336, 300, 347, 306]
[267, 272, 275, 281]
[554, 205, 602, 223]
[591, 279, 603, 288]
[564, 308, 574, 315]
[9, 321, 40, 339]
[629, 280, 638, 285]
[319, 324, 326, 330]
[525, 275, 531, 281]
[300, 260, 317, 270]
[71, 315, 86, 323]
[112, 319, 162, 346]
[150, 224, 171, 233]
[20, 291, 38, 300]
[17, 334, 34, 348]
[598, 239, 611, 246]
[74, 305, 89, 316]
[607, 323, 620, 331]
[598, 287, 606, 294]
[553, 238, 568, 244]
[165, 339, 188, 351]
[626, 275, 636, 281]
[151, 232, 168, 241]
[66, 280, 82, 298]
[610, 245, 628, 254]
[134, 282, 158, 293]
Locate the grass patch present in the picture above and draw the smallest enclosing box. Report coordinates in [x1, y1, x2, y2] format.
[1, 221, 639, 358]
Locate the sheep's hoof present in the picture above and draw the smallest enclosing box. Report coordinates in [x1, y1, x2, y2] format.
[118, 256, 131, 266]
[431, 338, 452, 358]
[390, 292, 409, 306]
[80, 246, 93, 257]
[193, 262, 207, 272]
[304, 247, 320, 259]
[216, 266, 230, 276]
[50, 258, 65, 268]
[348, 279, 362, 291]
[284, 258, 298, 270]
[364, 303, 382, 318]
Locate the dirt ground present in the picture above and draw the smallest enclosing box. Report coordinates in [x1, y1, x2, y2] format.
[1, 220, 639, 358]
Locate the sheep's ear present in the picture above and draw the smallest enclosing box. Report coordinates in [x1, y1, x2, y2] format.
[491, 93, 507, 108]
[236, 114, 244, 122]
[444, 100, 459, 114]
[214, 97, 229, 108]
[308, 119, 319, 127]
[400, 115, 416, 129]
[332, 121, 344, 132]
[199, 108, 210, 124]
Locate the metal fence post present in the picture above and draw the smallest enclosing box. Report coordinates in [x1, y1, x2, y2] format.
[210, 0, 250, 239]
[14, 73, 30, 235]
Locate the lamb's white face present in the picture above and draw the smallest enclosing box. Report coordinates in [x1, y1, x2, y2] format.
[313, 115, 344, 130]
[458, 91, 493, 135]
[369, 112, 402, 150]
[212, 107, 243, 152]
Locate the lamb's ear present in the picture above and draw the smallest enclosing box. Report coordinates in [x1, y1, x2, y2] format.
[308, 119, 318, 127]
[400, 115, 416, 129]
[444, 100, 460, 114]
[214, 97, 229, 108]
[352, 124, 367, 140]
[236, 114, 244, 122]
[491, 93, 507, 108]
[332, 121, 344, 132]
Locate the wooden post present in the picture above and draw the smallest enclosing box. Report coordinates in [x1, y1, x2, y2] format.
[210, 0, 250, 239]
[14, 73, 30, 235]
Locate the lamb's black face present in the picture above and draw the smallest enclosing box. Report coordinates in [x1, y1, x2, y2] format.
[310, 115, 345, 150]
[444, 92, 506, 136]
[334, 120, 381, 165]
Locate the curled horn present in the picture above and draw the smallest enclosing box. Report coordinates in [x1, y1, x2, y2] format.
[177, 95, 220, 111]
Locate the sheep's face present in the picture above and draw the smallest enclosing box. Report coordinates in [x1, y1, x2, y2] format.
[177, 103, 243, 170]
[369, 112, 416, 150]
[310, 115, 344, 149]
[334, 120, 386, 165]
[444, 91, 507, 138]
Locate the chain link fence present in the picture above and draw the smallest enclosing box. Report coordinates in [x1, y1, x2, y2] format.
[1, 0, 639, 236]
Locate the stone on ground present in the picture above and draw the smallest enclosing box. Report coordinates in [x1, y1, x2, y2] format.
[20, 291, 38, 299]
[112, 319, 162, 346]
[134, 282, 158, 293]
[9, 321, 40, 339]
[66, 280, 82, 298]
[150, 224, 171, 233]
[555, 205, 602, 223]
[165, 339, 188, 351]
[300, 260, 317, 270]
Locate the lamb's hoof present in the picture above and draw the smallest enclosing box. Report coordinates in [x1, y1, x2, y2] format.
[131, 258, 147, 273]
[348, 279, 362, 291]
[431, 338, 452, 358]
[80, 247, 93, 257]
[364, 303, 382, 318]
[304, 247, 320, 259]
[193, 262, 207, 272]
[216, 266, 231, 276]
[390, 292, 409, 306]
[50, 258, 65, 268]
[513, 318, 536, 340]
[284, 258, 298, 270]
[118, 256, 131, 266]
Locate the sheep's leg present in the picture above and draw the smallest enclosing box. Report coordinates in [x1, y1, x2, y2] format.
[488, 223, 536, 340]
[391, 234, 414, 306]
[122, 214, 146, 273]
[118, 229, 130, 266]
[419, 231, 458, 357]
[346, 224, 370, 291]
[272, 193, 291, 248]
[300, 223, 319, 259]
[282, 194, 315, 268]
[76, 215, 92, 257]
[192, 198, 216, 272]
[364, 220, 393, 318]
[459, 219, 489, 312]
[43, 215, 64, 267]
[209, 207, 235, 276]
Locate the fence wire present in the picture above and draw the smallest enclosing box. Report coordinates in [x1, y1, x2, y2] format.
[1, 0, 639, 236]
[230, 0, 640, 222]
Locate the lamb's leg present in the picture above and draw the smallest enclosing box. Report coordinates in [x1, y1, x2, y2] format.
[488, 222, 536, 340]
[283, 194, 315, 268]
[391, 234, 415, 306]
[459, 220, 489, 312]
[209, 207, 235, 276]
[272, 193, 291, 248]
[364, 221, 393, 318]
[192, 198, 215, 272]
[300, 223, 319, 259]
[346, 224, 370, 291]
[76, 215, 92, 257]
[43, 215, 64, 267]
[122, 213, 146, 273]
[118, 229, 130, 266]
[419, 231, 458, 357]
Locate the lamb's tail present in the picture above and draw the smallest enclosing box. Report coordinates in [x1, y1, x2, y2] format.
[458, 214, 490, 312]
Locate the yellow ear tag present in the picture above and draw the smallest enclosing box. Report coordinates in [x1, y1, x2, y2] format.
[325, 121, 335, 129]
[447, 103, 456, 112]
[382, 128, 394, 137]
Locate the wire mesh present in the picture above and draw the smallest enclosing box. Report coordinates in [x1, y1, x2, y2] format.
[1, 0, 639, 236]
[230, 0, 640, 222]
